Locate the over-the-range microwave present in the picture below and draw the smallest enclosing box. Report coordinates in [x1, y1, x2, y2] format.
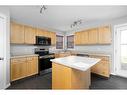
[35, 36, 51, 46]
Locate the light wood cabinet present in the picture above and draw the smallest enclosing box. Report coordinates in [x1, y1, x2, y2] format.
[27, 57, 38, 76]
[75, 32, 81, 45]
[50, 32, 56, 45]
[36, 29, 44, 36]
[75, 31, 89, 45]
[36, 29, 50, 37]
[11, 57, 27, 81]
[90, 55, 110, 77]
[52, 63, 90, 89]
[55, 52, 71, 58]
[44, 31, 49, 37]
[88, 28, 98, 44]
[11, 22, 56, 45]
[81, 30, 89, 44]
[74, 25, 111, 45]
[11, 56, 38, 81]
[11, 22, 24, 44]
[98, 26, 111, 44]
[24, 25, 36, 44]
[52, 63, 72, 89]
[36, 29, 56, 45]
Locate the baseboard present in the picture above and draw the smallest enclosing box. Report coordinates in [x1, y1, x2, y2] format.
[5, 83, 10, 89]
[110, 72, 116, 75]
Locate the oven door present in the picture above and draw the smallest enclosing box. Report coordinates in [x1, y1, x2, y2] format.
[39, 57, 54, 72]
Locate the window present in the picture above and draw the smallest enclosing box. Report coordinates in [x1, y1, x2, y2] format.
[56, 35, 64, 49]
[67, 35, 74, 49]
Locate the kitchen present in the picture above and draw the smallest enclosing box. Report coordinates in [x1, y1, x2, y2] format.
[0, 6, 127, 90]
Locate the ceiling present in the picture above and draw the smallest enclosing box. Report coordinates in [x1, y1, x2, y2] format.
[6, 6, 127, 32]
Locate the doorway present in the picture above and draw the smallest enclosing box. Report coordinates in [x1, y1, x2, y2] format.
[114, 24, 127, 77]
[0, 13, 6, 89]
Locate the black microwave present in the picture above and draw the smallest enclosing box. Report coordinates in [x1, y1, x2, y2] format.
[36, 36, 51, 46]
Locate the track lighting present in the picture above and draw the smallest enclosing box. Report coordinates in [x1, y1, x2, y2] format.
[70, 19, 82, 28]
[40, 5, 47, 14]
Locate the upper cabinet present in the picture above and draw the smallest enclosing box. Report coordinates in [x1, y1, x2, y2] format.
[75, 31, 89, 45]
[36, 29, 56, 45]
[24, 25, 36, 44]
[75, 32, 81, 45]
[36, 28, 44, 36]
[81, 30, 89, 44]
[50, 32, 56, 45]
[88, 28, 98, 44]
[36, 28, 48, 37]
[11, 22, 24, 44]
[75, 25, 111, 45]
[98, 26, 111, 44]
[10, 21, 56, 45]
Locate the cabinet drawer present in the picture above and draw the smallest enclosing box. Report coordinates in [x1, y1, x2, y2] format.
[27, 56, 38, 61]
[11, 58, 26, 63]
[90, 55, 109, 61]
[27, 57, 33, 61]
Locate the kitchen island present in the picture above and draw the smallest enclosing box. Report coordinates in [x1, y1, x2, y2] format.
[51, 56, 100, 89]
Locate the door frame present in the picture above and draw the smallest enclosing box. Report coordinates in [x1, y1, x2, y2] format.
[0, 12, 7, 89]
[114, 23, 127, 78]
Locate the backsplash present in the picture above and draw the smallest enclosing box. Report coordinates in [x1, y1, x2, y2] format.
[10, 44, 55, 56]
[74, 45, 113, 54]
[10, 44, 37, 56]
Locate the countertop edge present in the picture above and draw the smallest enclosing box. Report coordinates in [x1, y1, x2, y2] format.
[51, 56, 101, 71]
[11, 54, 39, 59]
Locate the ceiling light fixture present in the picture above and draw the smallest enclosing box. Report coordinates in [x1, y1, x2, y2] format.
[70, 19, 82, 28]
[40, 5, 47, 14]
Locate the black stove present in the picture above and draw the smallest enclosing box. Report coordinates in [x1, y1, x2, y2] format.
[35, 48, 55, 74]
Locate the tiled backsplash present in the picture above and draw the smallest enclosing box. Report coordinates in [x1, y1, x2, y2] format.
[10, 44, 37, 56]
[74, 45, 113, 54]
[10, 44, 64, 56]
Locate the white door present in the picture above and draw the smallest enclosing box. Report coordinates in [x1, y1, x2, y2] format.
[115, 24, 127, 77]
[0, 14, 6, 89]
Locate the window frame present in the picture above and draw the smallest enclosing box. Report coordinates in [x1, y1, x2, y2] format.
[56, 35, 64, 50]
[66, 34, 75, 50]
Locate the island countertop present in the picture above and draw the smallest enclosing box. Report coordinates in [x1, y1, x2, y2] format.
[51, 56, 101, 71]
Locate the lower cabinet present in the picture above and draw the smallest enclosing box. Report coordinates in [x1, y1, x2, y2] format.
[55, 52, 71, 58]
[90, 55, 110, 77]
[52, 63, 90, 89]
[27, 57, 38, 77]
[11, 56, 38, 81]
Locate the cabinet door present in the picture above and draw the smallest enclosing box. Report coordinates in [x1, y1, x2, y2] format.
[36, 29, 44, 36]
[24, 25, 36, 44]
[98, 61, 109, 77]
[88, 28, 98, 44]
[11, 58, 27, 81]
[98, 26, 111, 44]
[11, 22, 24, 44]
[50, 32, 56, 45]
[75, 32, 81, 45]
[43, 30, 49, 37]
[11, 60, 21, 81]
[81, 30, 89, 44]
[92, 61, 109, 77]
[27, 57, 38, 76]
[52, 63, 72, 89]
